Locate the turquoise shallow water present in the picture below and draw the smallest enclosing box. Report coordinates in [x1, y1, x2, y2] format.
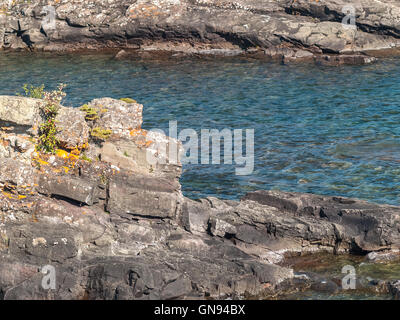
[1, 52, 400, 204]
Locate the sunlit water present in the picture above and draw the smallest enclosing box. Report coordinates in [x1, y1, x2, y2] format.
[1, 52, 400, 204]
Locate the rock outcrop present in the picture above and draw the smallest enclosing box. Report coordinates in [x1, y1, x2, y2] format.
[1, 0, 400, 64]
[1, 94, 400, 300]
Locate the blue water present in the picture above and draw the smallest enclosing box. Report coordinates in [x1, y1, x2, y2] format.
[1, 52, 400, 204]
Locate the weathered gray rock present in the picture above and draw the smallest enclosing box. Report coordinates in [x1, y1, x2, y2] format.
[366, 251, 400, 263]
[107, 173, 183, 219]
[0, 158, 37, 194]
[237, 190, 400, 253]
[38, 174, 98, 206]
[209, 217, 237, 237]
[181, 198, 211, 234]
[100, 131, 183, 179]
[86, 98, 143, 137]
[2, 0, 400, 64]
[56, 107, 90, 149]
[0, 96, 43, 134]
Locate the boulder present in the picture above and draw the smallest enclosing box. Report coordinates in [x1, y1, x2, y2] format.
[85, 98, 143, 137]
[55, 107, 90, 150]
[0, 96, 44, 134]
[100, 131, 183, 179]
[107, 173, 183, 219]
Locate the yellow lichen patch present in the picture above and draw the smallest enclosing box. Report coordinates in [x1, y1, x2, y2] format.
[120, 98, 137, 104]
[1, 190, 28, 201]
[55, 149, 79, 168]
[1, 192, 13, 199]
[70, 147, 81, 156]
[32, 153, 49, 166]
[56, 149, 70, 159]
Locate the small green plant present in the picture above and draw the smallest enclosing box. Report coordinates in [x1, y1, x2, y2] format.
[37, 83, 67, 154]
[123, 151, 129, 157]
[18, 84, 45, 99]
[120, 97, 137, 104]
[91, 127, 112, 141]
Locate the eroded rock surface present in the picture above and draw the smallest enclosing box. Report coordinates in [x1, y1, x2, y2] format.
[1, 0, 400, 64]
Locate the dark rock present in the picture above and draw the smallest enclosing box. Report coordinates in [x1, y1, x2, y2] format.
[181, 198, 210, 234]
[161, 276, 192, 300]
[1, 0, 400, 63]
[107, 173, 183, 219]
[389, 280, 400, 300]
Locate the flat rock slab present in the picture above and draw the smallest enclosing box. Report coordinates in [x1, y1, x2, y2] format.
[107, 173, 183, 218]
[0, 96, 44, 134]
[38, 174, 98, 206]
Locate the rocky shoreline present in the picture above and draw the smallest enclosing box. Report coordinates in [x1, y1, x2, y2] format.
[2, 0, 400, 65]
[0, 92, 399, 300]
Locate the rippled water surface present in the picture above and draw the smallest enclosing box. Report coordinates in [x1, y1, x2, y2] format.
[1, 52, 400, 204]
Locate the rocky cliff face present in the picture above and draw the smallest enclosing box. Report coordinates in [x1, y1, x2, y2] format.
[0, 93, 400, 299]
[1, 0, 400, 64]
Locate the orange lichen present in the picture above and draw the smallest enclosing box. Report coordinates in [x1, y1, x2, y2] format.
[56, 149, 69, 159]
[129, 129, 147, 137]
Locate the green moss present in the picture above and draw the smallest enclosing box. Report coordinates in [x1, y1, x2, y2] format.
[91, 127, 112, 140]
[80, 104, 99, 121]
[120, 98, 137, 104]
[123, 151, 129, 157]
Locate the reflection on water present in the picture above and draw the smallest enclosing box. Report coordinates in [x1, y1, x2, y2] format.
[1, 52, 400, 204]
